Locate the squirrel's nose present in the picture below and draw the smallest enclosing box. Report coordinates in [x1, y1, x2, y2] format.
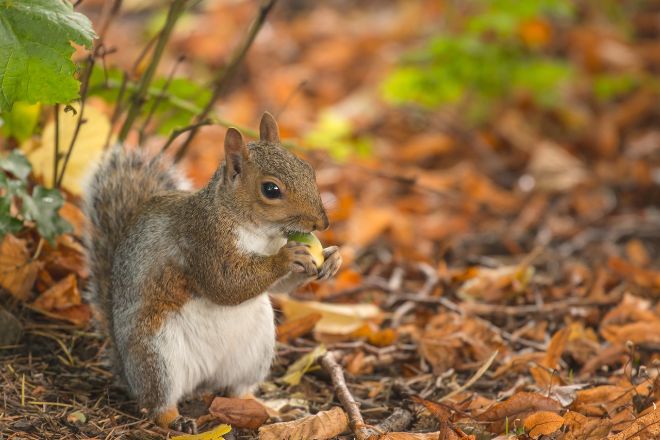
[314, 212, 329, 231]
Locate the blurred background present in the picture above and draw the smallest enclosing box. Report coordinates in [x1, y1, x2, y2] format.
[1, 0, 659, 438]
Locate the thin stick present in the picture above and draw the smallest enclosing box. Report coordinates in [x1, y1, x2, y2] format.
[439, 350, 498, 402]
[319, 351, 377, 440]
[174, 0, 277, 162]
[138, 55, 186, 145]
[160, 119, 212, 154]
[103, 72, 129, 150]
[52, 104, 60, 188]
[117, 0, 189, 142]
[56, 55, 95, 188]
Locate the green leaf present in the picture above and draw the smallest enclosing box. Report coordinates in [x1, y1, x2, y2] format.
[0, 149, 32, 181]
[0, 196, 23, 238]
[0, 0, 97, 111]
[0, 101, 41, 142]
[21, 186, 71, 244]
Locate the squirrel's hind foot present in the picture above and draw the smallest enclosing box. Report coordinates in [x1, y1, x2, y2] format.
[155, 407, 198, 434]
[170, 415, 198, 434]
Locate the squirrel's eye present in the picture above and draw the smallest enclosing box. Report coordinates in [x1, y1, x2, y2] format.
[261, 181, 281, 199]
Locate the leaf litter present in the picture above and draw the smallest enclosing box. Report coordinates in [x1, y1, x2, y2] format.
[1, 0, 659, 439]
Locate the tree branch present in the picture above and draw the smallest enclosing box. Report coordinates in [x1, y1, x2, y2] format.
[173, 0, 278, 162]
[319, 351, 379, 440]
[117, 0, 189, 143]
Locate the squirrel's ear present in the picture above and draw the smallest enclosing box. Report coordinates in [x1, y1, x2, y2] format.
[224, 127, 246, 181]
[259, 111, 280, 143]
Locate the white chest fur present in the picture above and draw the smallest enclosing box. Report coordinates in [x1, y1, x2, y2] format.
[235, 224, 287, 256]
[154, 294, 275, 403]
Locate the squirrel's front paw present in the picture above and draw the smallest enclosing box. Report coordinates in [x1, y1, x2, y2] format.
[170, 415, 197, 434]
[318, 246, 342, 280]
[283, 242, 319, 277]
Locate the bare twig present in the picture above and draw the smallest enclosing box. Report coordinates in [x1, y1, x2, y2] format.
[52, 104, 60, 188]
[103, 72, 129, 150]
[320, 351, 378, 440]
[160, 119, 212, 154]
[138, 55, 186, 145]
[56, 54, 95, 188]
[373, 407, 414, 433]
[174, 0, 278, 162]
[117, 0, 189, 142]
[439, 350, 498, 402]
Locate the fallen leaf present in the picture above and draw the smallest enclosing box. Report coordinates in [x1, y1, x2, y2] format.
[527, 141, 588, 192]
[478, 392, 562, 434]
[171, 424, 231, 440]
[373, 433, 445, 440]
[208, 397, 269, 429]
[530, 327, 570, 387]
[59, 202, 86, 238]
[66, 410, 86, 425]
[275, 294, 383, 335]
[523, 411, 564, 438]
[0, 234, 41, 300]
[606, 408, 660, 440]
[350, 323, 397, 347]
[280, 345, 327, 386]
[258, 406, 348, 440]
[277, 312, 322, 343]
[21, 102, 110, 195]
[457, 265, 534, 303]
[411, 395, 451, 422]
[31, 274, 91, 326]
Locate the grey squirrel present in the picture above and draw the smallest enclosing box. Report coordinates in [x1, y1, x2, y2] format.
[83, 112, 342, 433]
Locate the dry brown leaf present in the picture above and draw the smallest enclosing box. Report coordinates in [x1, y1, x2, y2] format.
[258, 406, 348, 440]
[478, 392, 561, 434]
[608, 256, 660, 289]
[411, 395, 451, 423]
[350, 323, 397, 347]
[530, 327, 570, 387]
[419, 312, 504, 373]
[373, 433, 443, 440]
[0, 234, 41, 300]
[208, 397, 269, 429]
[275, 294, 383, 336]
[523, 411, 564, 438]
[277, 312, 323, 343]
[457, 265, 534, 303]
[59, 202, 86, 238]
[346, 206, 395, 247]
[606, 408, 660, 440]
[31, 274, 91, 326]
[563, 411, 612, 440]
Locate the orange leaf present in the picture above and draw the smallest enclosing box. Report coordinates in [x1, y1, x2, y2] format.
[31, 274, 91, 326]
[478, 392, 561, 434]
[277, 312, 322, 343]
[523, 411, 564, 438]
[208, 397, 269, 429]
[0, 234, 41, 301]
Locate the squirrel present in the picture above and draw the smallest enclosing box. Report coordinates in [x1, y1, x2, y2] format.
[83, 112, 342, 434]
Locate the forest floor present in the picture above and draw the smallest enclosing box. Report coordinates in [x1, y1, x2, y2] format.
[1, 1, 660, 439]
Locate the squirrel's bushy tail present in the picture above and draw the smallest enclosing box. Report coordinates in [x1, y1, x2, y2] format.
[83, 146, 188, 335]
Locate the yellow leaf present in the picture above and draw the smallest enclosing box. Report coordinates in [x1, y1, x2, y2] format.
[275, 294, 383, 335]
[280, 345, 326, 386]
[21, 102, 110, 195]
[171, 424, 232, 440]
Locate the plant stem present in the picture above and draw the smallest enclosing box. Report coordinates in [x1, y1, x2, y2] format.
[173, 0, 278, 163]
[52, 104, 60, 188]
[117, 0, 189, 143]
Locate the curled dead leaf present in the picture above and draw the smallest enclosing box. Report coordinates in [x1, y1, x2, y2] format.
[31, 274, 91, 326]
[478, 392, 562, 434]
[258, 406, 348, 440]
[0, 234, 41, 301]
[208, 397, 269, 429]
[277, 312, 323, 343]
[274, 294, 383, 336]
[523, 411, 564, 439]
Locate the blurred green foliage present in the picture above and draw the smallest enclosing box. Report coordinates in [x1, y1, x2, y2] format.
[0, 151, 71, 244]
[88, 67, 211, 135]
[304, 111, 372, 161]
[382, 0, 576, 119]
